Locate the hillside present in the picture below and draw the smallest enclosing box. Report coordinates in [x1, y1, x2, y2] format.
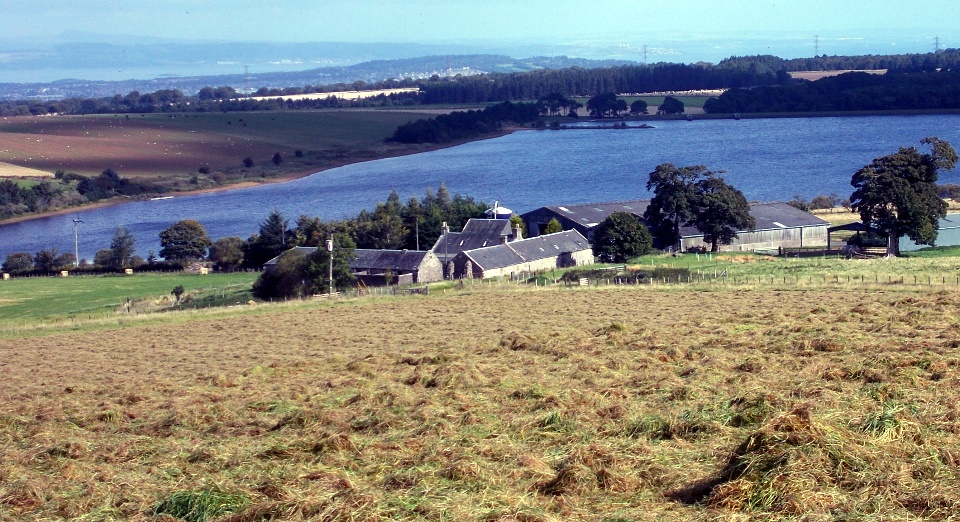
[2, 285, 959, 520]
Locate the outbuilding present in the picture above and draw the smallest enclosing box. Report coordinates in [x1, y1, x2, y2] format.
[450, 229, 593, 279]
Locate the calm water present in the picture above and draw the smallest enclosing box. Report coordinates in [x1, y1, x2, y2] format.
[2, 115, 960, 261]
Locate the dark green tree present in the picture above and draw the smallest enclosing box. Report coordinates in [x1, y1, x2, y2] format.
[630, 99, 648, 115]
[252, 249, 313, 300]
[586, 93, 620, 117]
[658, 96, 685, 115]
[2, 252, 33, 273]
[644, 163, 704, 250]
[242, 157, 254, 168]
[209, 236, 245, 271]
[272, 152, 283, 166]
[851, 137, 958, 256]
[306, 234, 357, 294]
[33, 248, 61, 272]
[544, 218, 564, 235]
[108, 226, 136, 268]
[692, 176, 755, 252]
[159, 220, 212, 261]
[592, 212, 652, 262]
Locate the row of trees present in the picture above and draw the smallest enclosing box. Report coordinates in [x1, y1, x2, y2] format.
[390, 101, 541, 144]
[703, 70, 960, 114]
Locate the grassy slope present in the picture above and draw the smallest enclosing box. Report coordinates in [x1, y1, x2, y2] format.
[1, 283, 960, 520]
[0, 272, 257, 324]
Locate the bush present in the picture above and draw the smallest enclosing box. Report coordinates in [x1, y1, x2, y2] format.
[242, 157, 254, 168]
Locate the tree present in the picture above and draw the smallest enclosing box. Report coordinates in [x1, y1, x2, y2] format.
[509, 215, 527, 239]
[2, 252, 32, 273]
[851, 137, 958, 256]
[34, 248, 61, 272]
[171, 285, 185, 304]
[251, 234, 356, 300]
[544, 218, 563, 235]
[658, 96, 685, 115]
[246, 210, 291, 267]
[159, 220, 212, 261]
[592, 212, 652, 262]
[306, 234, 357, 294]
[586, 93, 620, 118]
[108, 226, 136, 268]
[272, 152, 283, 166]
[242, 157, 254, 168]
[692, 176, 755, 252]
[93, 249, 114, 267]
[209, 236, 245, 271]
[644, 163, 703, 250]
[630, 100, 648, 115]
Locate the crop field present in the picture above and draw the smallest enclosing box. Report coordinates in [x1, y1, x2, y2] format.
[0, 110, 435, 178]
[2, 283, 960, 520]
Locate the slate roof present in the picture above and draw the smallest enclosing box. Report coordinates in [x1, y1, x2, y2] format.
[526, 200, 828, 236]
[532, 200, 649, 228]
[463, 230, 591, 270]
[263, 246, 317, 267]
[351, 249, 429, 272]
[432, 219, 514, 259]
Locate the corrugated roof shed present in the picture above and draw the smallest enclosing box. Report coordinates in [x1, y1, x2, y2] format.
[351, 249, 428, 271]
[464, 230, 590, 270]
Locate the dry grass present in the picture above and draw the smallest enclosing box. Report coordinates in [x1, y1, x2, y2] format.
[0, 160, 52, 178]
[2, 286, 960, 520]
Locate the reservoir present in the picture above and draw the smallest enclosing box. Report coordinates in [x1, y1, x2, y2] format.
[2, 114, 959, 260]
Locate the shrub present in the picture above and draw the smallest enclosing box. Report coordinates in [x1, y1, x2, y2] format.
[153, 488, 249, 522]
[242, 157, 254, 168]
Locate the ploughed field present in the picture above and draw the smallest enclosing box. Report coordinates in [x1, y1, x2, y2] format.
[2, 287, 960, 520]
[0, 111, 433, 178]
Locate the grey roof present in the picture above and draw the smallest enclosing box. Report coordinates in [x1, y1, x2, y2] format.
[351, 249, 429, 272]
[432, 219, 513, 257]
[526, 200, 827, 235]
[463, 230, 591, 270]
[528, 200, 649, 228]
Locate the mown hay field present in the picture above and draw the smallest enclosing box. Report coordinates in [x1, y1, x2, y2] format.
[0, 110, 435, 178]
[2, 285, 960, 520]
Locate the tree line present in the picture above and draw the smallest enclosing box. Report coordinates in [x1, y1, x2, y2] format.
[0, 169, 159, 220]
[703, 70, 960, 113]
[1, 184, 487, 278]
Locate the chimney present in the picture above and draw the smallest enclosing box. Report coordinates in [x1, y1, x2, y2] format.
[513, 224, 522, 241]
[441, 221, 449, 236]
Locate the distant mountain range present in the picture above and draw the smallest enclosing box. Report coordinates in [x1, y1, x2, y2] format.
[0, 54, 638, 100]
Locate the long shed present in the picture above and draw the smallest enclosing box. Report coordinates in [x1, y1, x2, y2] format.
[451, 230, 593, 279]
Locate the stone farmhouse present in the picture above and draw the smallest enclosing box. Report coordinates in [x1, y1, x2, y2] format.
[263, 247, 442, 285]
[521, 200, 829, 252]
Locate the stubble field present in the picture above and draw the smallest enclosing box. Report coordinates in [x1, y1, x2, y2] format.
[2, 285, 960, 520]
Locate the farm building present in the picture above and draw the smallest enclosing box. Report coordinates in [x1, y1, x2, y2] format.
[521, 200, 828, 252]
[450, 230, 593, 279]
[899, 215, 960, 252]
[263, 247, 441, 286]
[521, 200, 647, 241]
[350, 249, 442, 285]
[432, 218, 523, 276]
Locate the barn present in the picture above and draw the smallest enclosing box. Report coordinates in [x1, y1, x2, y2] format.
[450, 230, 593, 279]
[521, 200, 829, 252]
[264, 247, 442, 286]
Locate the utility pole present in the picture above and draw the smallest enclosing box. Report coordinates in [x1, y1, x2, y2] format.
[72, 215, 83, 268]
[814, 35, 819, 56]
[643, 44, 648, 65]
[935, 36, 941, 53]
[326, 236, 334, 295]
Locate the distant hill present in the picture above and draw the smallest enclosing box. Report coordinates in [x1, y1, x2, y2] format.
[0, 54, 637, 100]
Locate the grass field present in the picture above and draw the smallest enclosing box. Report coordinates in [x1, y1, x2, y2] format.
[0, 110, 436, 179]
[1, 284, 959, 520]
[0, 271, 257, 326]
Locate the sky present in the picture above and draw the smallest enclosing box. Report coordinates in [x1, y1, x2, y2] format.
[4, 0, 958, 47]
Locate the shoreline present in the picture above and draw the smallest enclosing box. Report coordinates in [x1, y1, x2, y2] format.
[0, 130, 515, 226]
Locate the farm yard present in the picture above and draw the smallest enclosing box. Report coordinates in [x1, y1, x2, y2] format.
[2, 268, 960, 519]
[0, 110, 437, 179]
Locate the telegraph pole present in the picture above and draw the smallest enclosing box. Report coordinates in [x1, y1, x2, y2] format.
[326, 236, 334, 295]
[814, 35, 819, 56]
[72, 215, 83, 268]
[935, 36, 941, 53]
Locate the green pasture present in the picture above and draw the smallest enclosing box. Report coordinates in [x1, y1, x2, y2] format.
[571, 96, 713, 110]
[0, 271, 257, 323]
[624, 246, 960, 285]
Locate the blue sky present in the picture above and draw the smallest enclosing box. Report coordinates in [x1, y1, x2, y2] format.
[6, 0, 958, 47]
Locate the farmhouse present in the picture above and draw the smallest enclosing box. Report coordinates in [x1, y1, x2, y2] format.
[450, 230, 593, 279]
[521, 200, 828, 252]
[432, 218, 522, 275]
